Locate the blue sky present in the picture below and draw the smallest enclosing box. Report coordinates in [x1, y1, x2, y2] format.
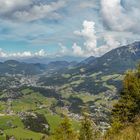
[0, 0, 140, 58]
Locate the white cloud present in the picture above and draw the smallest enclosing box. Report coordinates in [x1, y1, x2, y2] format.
[101, 0, 140, 33]
[72, 43, 84, 56]
[0, 48, 7, 57]
[0, 49, 47, 58]
[58, 43, 69, 55]
[13, 1, 66, 21]
[0, 0, 32, 14]
[74, 20, 97, 55]
[0, 0, 66, 21]
[96, 35, 121, 56]
[73, 20, 123, 57]
[35, 49, 46, 57]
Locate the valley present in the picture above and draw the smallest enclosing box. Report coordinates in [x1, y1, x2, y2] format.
[0, 42, 140, 139]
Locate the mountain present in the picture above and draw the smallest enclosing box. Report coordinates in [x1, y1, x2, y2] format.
[78, 56, 96, 66]
[80, 41, 140, 74]
[0, 60, 46, 75]
[44, 61, 77, 74]
[39, 41, 140, 94]
[0, 60, 77, 75]
[17, 56, 85, 64]
[64, 41, 140, 75]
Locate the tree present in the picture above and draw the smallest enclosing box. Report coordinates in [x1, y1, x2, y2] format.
[22, 113, 50, 134]
[137, 63, 140, 78]
[79, 113, 97, 140]
[111, 64, 140, 130]
[54, 116, 78, 140]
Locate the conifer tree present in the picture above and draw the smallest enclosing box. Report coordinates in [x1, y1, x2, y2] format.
[111, 64, 140, 130]
[79, 113, 96, 140]
[54, 116, 78, 140]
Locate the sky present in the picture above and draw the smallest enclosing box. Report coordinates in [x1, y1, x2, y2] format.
[0, 0, 140, 58]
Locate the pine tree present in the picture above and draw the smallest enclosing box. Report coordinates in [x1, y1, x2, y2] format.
[54, 116, 78, 140]
[111, 64, 140, 130]
[137, 63, 140, 78]
[79, 113, 96, 140]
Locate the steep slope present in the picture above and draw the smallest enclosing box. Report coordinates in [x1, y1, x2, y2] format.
[78, 56, 96, 65]
[66, 41, 140, 75]
[84, 41, 140, 74]
[39, 42, 140, 94]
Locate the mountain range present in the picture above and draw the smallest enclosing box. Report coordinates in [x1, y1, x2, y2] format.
[38, 41, 140, 94]
[0, 41, 140, 95]
[0, 56, 85, 64]
[1, 41, 140, 75]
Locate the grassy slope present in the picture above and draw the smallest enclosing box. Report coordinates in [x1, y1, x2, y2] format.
[0, 115, 44, 140]
[0, 116, 24, 130]
[0, 136, 6, 140]
[4, 127, 44, 140]
[0, 88, 80, 139]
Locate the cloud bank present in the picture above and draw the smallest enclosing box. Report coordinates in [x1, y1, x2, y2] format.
[0, 0, 66, 22]
[0, 49, 47, 58]
[101, 0, 140, 33]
